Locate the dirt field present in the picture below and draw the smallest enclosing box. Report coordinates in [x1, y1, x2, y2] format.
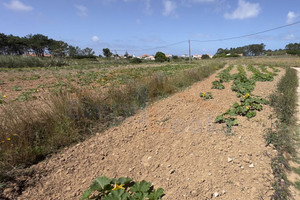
[12, 65, 284, 199]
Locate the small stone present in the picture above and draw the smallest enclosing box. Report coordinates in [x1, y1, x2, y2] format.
[170, 169, 175, 174]
[249, 163, 254, 168]
[208, 173, 212, 176]
[240, 166, 244, 169]
[221, 190, 226, 195]
[214, 192, 219, 197]
[228, 157, 233, 162]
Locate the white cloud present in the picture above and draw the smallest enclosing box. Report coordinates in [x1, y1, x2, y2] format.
[224, 0, 260, 20]
[283, 33, 296, 40]
[92, 36, 100, 42]
[286, 11, 298, 24]
[75, 5, 88, 17]
[3, 0, 33, 12]
[163, 0, 177, 16]
[144, 0, 152, 15]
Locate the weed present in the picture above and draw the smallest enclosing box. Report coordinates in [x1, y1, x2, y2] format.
[265, 67, 298, 199]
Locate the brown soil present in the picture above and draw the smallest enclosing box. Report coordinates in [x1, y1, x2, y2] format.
[10, 66, 284, 199]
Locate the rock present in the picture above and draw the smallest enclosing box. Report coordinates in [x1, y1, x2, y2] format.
[170, 169, 175, 174]
[249, 163, 254, 168]
[214, 192, 219, 197]
[221, 190, 226, 195]
[228, 157, 233, 162]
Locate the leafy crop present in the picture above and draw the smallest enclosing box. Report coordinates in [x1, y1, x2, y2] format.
[200, 92, 213, 100]
[247, 65, 274, 82]
[216, 65, 234, 82]
[81, 176, 164, 200]
[215, 65, 276, 133]
[211, 80, 225, 89]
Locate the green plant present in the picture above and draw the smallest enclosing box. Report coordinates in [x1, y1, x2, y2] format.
[265, 67, 298, 199]
[15, 89, 38, 101]
[154, 52, 167, 63]
[11, 85, 23, 91]
[200, 92, 213, 100]
[130, 58, 142, 64]
[81, 176, 164, 200]
[216, 65, 234, 82]
[211, 80, 225, 89]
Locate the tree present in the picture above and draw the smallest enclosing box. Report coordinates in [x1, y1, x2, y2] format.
[26, 34, 50, 56]
[154, 51, 167, 62]
[82, 47, 95, 57]
[285, 43, 300, 55]
[103, 48, 112, 58]
[201, 54, 210, 59]
[48, 40, 68, 57]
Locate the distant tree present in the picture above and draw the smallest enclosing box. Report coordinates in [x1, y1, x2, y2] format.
[48, 40, 68, 57]
[172, 55, 179, 60]
[154, 51, 167, 62]
[103, 48, 112, 58]
[82, 47, 95, 57]
[26, 34, 50, 56]
[285, 43, 300, 55]
[201, 54, 210, 59]
[124, 51, 129, 58]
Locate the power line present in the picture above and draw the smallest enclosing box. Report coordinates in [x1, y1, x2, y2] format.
[192, 20, 300, 43]
[109, 20, 300, 53]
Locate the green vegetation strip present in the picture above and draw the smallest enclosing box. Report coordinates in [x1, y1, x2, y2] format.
[266, 67, 298, 199]
[215, 65, 277, 132]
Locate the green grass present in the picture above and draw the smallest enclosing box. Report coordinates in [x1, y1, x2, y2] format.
[265, 67, 298, 199]
[0, 55, 69, 68]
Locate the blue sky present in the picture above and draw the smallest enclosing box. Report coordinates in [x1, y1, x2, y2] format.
[0, 0, 299, 56]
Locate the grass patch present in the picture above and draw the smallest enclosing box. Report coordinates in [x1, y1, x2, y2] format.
[0, 55, 68, 68]
[265, 67, 298, 199]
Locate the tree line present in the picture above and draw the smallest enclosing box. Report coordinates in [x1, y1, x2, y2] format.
[0, 33, 95, 58]
[214, 43, 300, 57]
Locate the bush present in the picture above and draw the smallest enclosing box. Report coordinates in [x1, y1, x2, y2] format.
[154, 52, 167, 62]
[201, 54, 210, 59]
[130, 57, 142, 64]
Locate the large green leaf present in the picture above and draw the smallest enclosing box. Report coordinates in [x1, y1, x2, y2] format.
[90, 176, 112, 191]
[80, 188, 92, 200]
[117, 177, 132, 185]
[103, 189, 129, 200]
[130, 180, 151, 193]
[147, 188, 165, 200]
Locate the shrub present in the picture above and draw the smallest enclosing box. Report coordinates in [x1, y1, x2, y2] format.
[154, 52, 167, 62]
[130, 57, 142, 64]
[201, 54, 210, 59]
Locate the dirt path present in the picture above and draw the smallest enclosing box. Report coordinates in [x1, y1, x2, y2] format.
[17, 66, 283, 200]
[287, 68, 300, 199]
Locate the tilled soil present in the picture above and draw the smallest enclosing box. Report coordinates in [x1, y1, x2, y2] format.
[16, 66, 284, 200]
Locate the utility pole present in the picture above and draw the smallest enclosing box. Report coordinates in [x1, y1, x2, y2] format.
[189, 40, 191, 63]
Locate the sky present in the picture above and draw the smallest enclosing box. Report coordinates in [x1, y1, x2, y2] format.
[0, 0, 299, 56]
